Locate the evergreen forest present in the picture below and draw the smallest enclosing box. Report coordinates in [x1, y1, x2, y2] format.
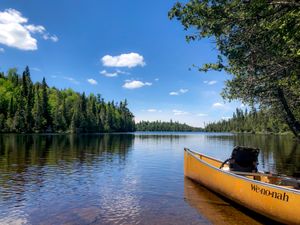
[136, 120, 202, 132]
[205, 108, 290, 134]
[0, 67, 135, 133]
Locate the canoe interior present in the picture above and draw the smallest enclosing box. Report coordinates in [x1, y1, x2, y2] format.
[192, 150, 300, 190]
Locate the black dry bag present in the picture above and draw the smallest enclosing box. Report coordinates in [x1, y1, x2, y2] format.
[220, 146, 260, 173]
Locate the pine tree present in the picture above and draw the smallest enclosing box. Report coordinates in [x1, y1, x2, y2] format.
[41, 77, 52, 131]
[22, 66, 34, 131]
[32, 85, 44, 132]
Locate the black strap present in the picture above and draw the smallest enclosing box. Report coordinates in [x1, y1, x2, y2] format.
[220, 158, 231, 169]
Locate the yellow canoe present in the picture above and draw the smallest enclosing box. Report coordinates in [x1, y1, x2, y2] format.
[184, 148, 300, 224]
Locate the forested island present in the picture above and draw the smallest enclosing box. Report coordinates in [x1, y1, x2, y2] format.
[136, 120, 202, 132]
[0, 67, 135, 133]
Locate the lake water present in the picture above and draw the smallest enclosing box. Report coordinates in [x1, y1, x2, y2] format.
[0, 132, 299, 225]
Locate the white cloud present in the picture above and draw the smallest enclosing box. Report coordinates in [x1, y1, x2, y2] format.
[0, 9, 27, 24]
[197, 113, 208, 117]
[0, 48, 4, 53]
[100, 70, 118, 77]
[100, 69, 129, 77]
[0, 15, 37, 50]
[25, 24, 45, 33]
[173, 109, 188, 116]
[169, 88, 189, 96]
[179, 88, 188, 93]
[204, 80, 217, 85]
[0, 8, 58, 51]
[155, 78, 159, 81]
[42, 33, 58, 42]
[101, 52, 145, 68]
[87, 78, 97, 85]
[123, 80, 152, 89]
[169, 91, 179, 96]
[212, 102, 224, 108]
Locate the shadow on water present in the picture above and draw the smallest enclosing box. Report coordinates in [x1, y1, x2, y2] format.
[184, 178, 283, 225]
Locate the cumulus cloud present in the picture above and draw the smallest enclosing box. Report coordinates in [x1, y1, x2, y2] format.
[101, 52, 145, 68]
[123, 80, 152, 89]
[212, 102, 224, 108]
[204, 80, 217, 85]
[173, 109, 188, 116]
[0, 8, 58, 51]
[169, 88, 189, 96]
[87, 78, 97, 85]
[100, 69, 129, 77]
[0, 8, 27, 24]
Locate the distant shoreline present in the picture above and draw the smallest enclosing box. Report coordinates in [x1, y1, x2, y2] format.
[0, 131, 294, 136]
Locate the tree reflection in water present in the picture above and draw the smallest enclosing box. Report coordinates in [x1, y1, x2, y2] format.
[0, 134, 134, 203]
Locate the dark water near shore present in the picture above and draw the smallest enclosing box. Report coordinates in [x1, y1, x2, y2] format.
[0, 132, 299, 225]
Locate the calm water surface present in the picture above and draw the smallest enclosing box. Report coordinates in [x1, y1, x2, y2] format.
[0, 132, 299, 225]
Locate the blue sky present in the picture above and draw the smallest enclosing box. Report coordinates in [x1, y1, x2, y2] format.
[0, 0, 244, 127]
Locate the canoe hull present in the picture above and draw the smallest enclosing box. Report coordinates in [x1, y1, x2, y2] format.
[184, 149, 300, 224]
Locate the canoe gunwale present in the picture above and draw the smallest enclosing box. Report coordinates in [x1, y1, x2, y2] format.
[184, 148, 300, 194]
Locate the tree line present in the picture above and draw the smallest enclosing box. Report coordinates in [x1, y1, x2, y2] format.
[169, 1, 300, 140]
[205, 108, 290, 134]
[0, 67, 135, 133]
[136, 120, 202, 132]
